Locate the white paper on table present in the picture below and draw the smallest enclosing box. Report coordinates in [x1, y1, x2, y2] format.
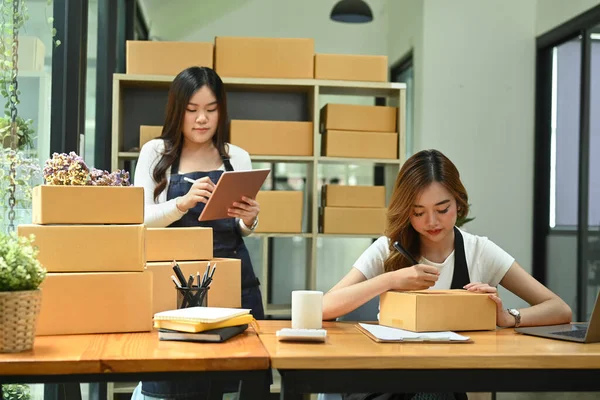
[359, 323, 470, 341]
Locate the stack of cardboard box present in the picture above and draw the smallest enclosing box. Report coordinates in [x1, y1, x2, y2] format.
[125, 36, 389, 82]
[320, 184, 387, 235]
[144, 227, 241, 314]
[320, 103, 398, 160]
[17, 185, 152, 336]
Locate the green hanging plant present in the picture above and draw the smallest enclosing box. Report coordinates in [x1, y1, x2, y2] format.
[0, 0, 59, 233]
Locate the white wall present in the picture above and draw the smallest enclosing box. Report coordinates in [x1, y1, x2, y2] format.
[537, 0, 600, 36]
[388, 0, 537, 308]
[387, 0, 423, 153]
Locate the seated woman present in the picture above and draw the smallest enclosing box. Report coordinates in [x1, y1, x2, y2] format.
[322, 149, 572, 400]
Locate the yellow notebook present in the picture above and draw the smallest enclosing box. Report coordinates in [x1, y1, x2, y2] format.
[154, 306, 251, 324]
[154, 314, 255, 333]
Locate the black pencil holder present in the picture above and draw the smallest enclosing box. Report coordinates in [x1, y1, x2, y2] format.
[176, 286, 209, 309]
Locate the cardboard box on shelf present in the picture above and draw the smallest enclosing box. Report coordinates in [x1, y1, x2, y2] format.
[146, 258, 241, 313]
[146, 227, 213, 262]
[321, 207, 386, 235]
[230, 120, 313, 156]
[320, 104, 397, 133]
[379, 289, 497, 332]
[17, 224, 145, 273]
[36, 271, 153, 336]
[322, 185, 386, 208]
[139, 125, 163, 149]
[214, 37, 314, 79]
[314, 54, 387, 82]
[32, 185, 144, 225]
[126, 41, 213, 75]
[322, 130, 398, 160]
[255, 191, 303, 233]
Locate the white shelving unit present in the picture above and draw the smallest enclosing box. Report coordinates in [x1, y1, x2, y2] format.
[111, 73, 406, 317]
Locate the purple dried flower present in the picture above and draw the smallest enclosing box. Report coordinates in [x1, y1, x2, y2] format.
[43, 152, 89, 185]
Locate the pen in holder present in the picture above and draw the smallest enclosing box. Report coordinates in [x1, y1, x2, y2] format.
[176, 286, 209, 309]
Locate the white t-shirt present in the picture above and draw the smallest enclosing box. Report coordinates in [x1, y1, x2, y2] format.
[133, 138, 254, 231]
[353, 227, 514, 288]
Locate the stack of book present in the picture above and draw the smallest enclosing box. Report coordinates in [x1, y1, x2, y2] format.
[153, 306, 254, 343]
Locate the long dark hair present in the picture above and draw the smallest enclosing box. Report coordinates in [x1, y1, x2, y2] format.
[152, 66, 229, 201]
[383, 149, 469, 272]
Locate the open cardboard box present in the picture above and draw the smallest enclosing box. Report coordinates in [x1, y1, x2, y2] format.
[379, 289, 496, 332]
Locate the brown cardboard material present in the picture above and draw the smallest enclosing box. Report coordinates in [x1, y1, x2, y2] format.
[230, 120, 313, 156]
[215, 37, 314, 79]
[320, 104, 397, 133]
[314, 54, 387, 82]
[17, 224, 145, 272]
[139, 125, 163, 149]
[321, 207, 386, 235]
[255, 191, 303, 233]
[322, 185, 386, 208]
[322, 130, 398, 159]
[146, 227, 213, 261]
[379, 290, 497, 332]
[36, 271, 152, 336]
[126, 41, 213, 75]
[146, 258, 241, 314]
[32, 185, 144, 225]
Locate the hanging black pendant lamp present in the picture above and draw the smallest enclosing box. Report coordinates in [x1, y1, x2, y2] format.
[330, 0, 373, 23]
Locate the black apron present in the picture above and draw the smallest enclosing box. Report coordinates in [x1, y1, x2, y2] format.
[142, 154, 266, 399]
[342, 227, 470, 400]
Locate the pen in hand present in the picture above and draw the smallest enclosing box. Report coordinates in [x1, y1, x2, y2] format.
[392, 241, 419, 265]
[183, 177, 196, 184]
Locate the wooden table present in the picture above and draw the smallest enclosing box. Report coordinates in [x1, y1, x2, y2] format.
[0, 329, 271, 400]
[258, 320, 600, 399]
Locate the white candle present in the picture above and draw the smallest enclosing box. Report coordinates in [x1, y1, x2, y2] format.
[291, 290, 323, 329]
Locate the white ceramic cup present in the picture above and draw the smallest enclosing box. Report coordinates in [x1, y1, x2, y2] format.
[291, 290, 323, 329]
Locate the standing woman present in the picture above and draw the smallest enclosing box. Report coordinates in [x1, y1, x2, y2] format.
[132, 66, 264, 399]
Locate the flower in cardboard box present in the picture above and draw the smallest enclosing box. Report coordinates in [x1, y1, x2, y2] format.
[88, 168, 130, 186]
[42, 152, 131, 186]
[43, 152, 89, 185]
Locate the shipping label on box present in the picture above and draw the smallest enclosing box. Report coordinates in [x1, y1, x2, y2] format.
[314, 54, 387, 82]
[36, 271, 153, 336]
[32, 185, 144, 225]
[230, 120, 313, 156]
[146, 227, 213, 262]
[321, 207, 386, 235]
[126, 41, 214, 75]
[320, 104, 397, 133]
[17, 224, 145, 272]
[323, 185, 386, 208]
[322, 130, 398, 160]
[255, 191, 303, 233]
[215, 37, 314, 79]
[146, 258, 241, 314]
[379, 289, 497, 332]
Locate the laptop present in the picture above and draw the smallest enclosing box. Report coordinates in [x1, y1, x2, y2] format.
[515, 292, 600, 343]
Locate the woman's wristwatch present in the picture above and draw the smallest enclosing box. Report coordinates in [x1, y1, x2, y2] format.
[507, 308, 521, 328]
[248, 216, 259, 230]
